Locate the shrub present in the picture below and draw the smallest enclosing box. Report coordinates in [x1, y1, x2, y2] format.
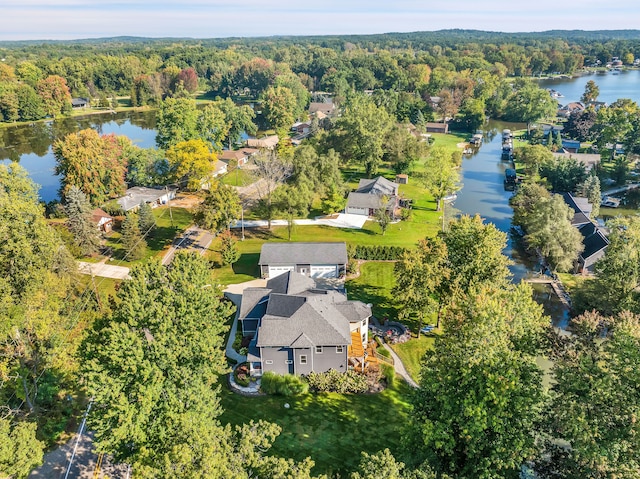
[380, 364, 396, 388]
[306, 369, 368, 394]
[350, 244, 408, 261]
[260, 371, 308, 396]
[234, 363, 251, 387]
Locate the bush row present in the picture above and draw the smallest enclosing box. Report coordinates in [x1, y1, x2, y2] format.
[306, 369, 368, 394]
[260, 371, 309, 396]
[349, 244, 408, 261]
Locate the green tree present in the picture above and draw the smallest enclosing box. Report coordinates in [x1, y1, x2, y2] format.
[137, 201, 157, 235]
[592, 216, 640, 314]
[443, 215, 512, 293]
[523, 193, 584, 272]
[0, 419, 44, 479]
[333, 94, 394, 177]
[261, 85, 297, 130]
[411, 284, 548, 478]
[197, 103, 230, 152]
[393, 237, 450, 331]
[416, 146, 460, 211]
[537, 311, 640, 478]
[215, 98, 257, 149]
[351, 449, 437, 479]
[510, 181, 552, 230]
[581, 79, 600, 103]
[219, 231, 240, 265]
[252, 151, 293, 229]
[65, 185, 100, 256]
[155, 96, 199, 150]
[165, 139, 214, 190]
[504, 80, 557, 132]
[374, 197, 392, 236]
[579, 174, 601, 218]
[15, 84, 45, 121]
[0, 163, 76, 425]
[194, 181, 242, 233]
[458, 97, 486, 132]
[273, 183, 311, 240]
[121, 212, 146, 261]
[540, 155, 588, 192]
[81, 254, 233, 476]
[514, 144, 554, 176]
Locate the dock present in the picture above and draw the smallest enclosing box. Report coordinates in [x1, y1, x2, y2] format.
[523, 277, 572, 308]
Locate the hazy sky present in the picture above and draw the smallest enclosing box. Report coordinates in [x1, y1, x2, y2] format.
[2, 0, 637, 41]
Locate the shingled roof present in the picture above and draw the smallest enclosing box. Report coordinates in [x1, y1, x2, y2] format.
[252, 271, 370, 348]
[258, 242, 347, 266]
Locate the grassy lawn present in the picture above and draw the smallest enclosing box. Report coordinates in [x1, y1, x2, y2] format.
[346, 261, 398, 322]
[391, 335, 437, 383]
[219, 380, 412, 476]
[106, 206, 193, 266]
[220, 168, 256, 187]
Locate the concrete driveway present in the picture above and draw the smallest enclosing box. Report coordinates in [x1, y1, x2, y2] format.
[77, 261, 130, 280]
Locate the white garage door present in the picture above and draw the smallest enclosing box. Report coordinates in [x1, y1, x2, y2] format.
[268, 266, 294, 278]
[310, 265, 337, 278]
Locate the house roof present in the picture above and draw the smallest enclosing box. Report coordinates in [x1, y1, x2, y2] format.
[356, 176, 398, 196]
[250, 271, 370, 349]
[71, 97, 89, 106]
[116, 186, 177, 212]
[214, 160, 228, 174]
[578, 222, 609, 261]
[218, 148, 258, 162]
[347, 192, 393, 209]
[239, 287, 271, 319]
[309, 102, 335, 114]
[259, 242, 347, 266]
[562, 192, 592, 226]
[247, 135, 279, 149]
[553, 152, 601, 171]
[91, 208, 112, 222]
[266, 272, 316, 295]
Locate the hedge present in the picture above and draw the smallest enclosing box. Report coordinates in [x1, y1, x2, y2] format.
[260, 371, 309, 396]
[349, 244, 408, 261]
[305, 369, 368, 394]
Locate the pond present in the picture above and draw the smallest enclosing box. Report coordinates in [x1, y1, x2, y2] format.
[0, 110, 158, 203]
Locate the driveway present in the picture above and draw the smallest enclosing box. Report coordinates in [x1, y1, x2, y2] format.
[231, 213, 368, 230]
[162, 226, 215, 265]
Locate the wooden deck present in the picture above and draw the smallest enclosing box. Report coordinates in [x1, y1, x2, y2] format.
[348, 331, 364, 357]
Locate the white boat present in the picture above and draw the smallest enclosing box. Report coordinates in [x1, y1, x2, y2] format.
[601, 196, 621, 208]
[443, 194, 457, 202]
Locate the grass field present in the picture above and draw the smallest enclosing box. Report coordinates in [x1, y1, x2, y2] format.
[219, 379, 413, 476]
[391, 335, 437, 383]
[106, 206, 193, 266]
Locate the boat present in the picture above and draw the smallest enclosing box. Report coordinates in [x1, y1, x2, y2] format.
[443, 194, 457, 202]
[469, 133, 483, 145]
[601, 196, 621, 208]
[547, 89, 564, 99]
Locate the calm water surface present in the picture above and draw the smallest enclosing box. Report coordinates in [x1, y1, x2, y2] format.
[537, 69, 640, 105]
[0, 110, 157, 202]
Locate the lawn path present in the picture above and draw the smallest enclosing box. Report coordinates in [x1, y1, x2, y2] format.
[382, 343, 418, 388]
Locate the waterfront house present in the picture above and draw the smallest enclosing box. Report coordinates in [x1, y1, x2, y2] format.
[116, 186, 177, 213]
[258, 242, 347, 279]
[345, 176, 400, 217]
[240, 271, 371, 377]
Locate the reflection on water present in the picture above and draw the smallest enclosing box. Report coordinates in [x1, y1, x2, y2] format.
[531, 283, 570, 330]
[0, 110, 157, 202]
[453, 120, 569, 325]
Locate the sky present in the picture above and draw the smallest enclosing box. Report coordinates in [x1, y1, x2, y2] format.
[1, 0, 638, 41]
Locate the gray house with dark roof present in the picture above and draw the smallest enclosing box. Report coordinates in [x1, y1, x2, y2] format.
[345, 176, 400, 217]
[241, 271, 371, 377]
[258, 242, 347, 279]
[562, 192, 609, 273]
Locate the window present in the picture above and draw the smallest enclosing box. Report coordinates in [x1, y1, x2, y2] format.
[336, 346, 344, 353]
[285, 360, 293, 365]
[315, 346, 323, 354]
[300, 355, 308, 365]
[265, 360, 273, 365]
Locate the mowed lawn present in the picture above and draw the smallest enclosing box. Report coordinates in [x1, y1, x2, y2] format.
[219, 379, 413, 476]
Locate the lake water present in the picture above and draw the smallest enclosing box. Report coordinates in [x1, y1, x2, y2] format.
[537, 69, 640, 105]
[0, 110, 157, 202]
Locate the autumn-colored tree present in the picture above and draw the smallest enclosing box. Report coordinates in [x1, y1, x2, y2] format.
[36, 75, 71, 116]
[177, 67, 199, 93]
[54, 129, 129, 205]
[166, 139, 215, 190]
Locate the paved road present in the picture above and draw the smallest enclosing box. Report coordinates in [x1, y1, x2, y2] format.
[29, 432, 128, 479]
[162, 226, 215, 265]
[231, 213, 368, 230]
